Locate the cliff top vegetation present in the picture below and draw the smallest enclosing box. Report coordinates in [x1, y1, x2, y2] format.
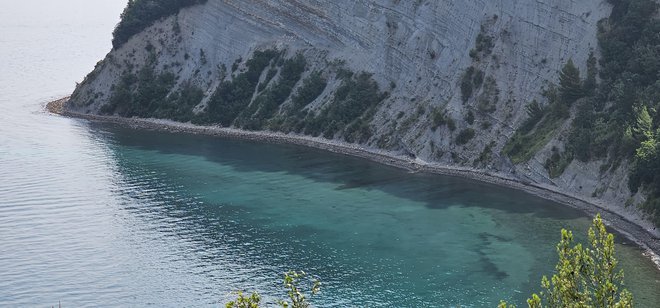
[112, 0, 208, 49]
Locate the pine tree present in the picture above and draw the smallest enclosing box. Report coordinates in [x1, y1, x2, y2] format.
[559, 59, 584, 104]
[583, 52, 598, 96]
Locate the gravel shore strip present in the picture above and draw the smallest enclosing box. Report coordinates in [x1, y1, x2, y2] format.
[46, 97, 660, 268]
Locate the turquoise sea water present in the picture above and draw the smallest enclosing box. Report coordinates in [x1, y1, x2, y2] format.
[1, 1, 659, 307]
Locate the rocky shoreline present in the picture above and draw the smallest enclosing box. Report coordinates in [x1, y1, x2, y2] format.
[46, 97, 660, 269]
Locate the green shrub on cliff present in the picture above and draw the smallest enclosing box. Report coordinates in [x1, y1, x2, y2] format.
[455, 128, 476, 145]
[103, 65, 177, 117]
[102, 63, 204, 121]
[504, 86, 569, 164]
[205, 49, 280, 126]
[310, 72, 388, 141]
[461, 66, 484, 103]
[430, 108, 456, 131]
[289, 72, 327, 112]
[112, 0, 208, 49]
[235, 54, 307, 130]
[269, 72, 327, 133]
[155, 82, 204, 122]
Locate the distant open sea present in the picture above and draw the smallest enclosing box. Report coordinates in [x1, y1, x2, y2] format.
[1, 1, 659, 306]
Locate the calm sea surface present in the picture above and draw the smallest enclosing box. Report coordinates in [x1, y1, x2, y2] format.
[1, 1, 659, 307]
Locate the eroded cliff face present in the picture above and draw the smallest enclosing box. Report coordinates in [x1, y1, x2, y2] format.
[68, 0, 644, 218]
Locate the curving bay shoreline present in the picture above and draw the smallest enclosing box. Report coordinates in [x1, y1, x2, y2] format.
[46, 97, 660, 269]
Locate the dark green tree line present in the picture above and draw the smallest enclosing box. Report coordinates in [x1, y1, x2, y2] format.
[505, 0, 660, 223]
[112, 0, 208, 49]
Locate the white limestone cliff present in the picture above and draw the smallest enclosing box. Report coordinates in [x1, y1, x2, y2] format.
[68, 0, 656, 232]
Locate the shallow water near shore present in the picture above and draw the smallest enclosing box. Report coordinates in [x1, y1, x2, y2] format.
[1, 1, 660, 307]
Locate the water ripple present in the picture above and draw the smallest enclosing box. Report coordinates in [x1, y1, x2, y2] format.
[2, 1, 660, 306]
